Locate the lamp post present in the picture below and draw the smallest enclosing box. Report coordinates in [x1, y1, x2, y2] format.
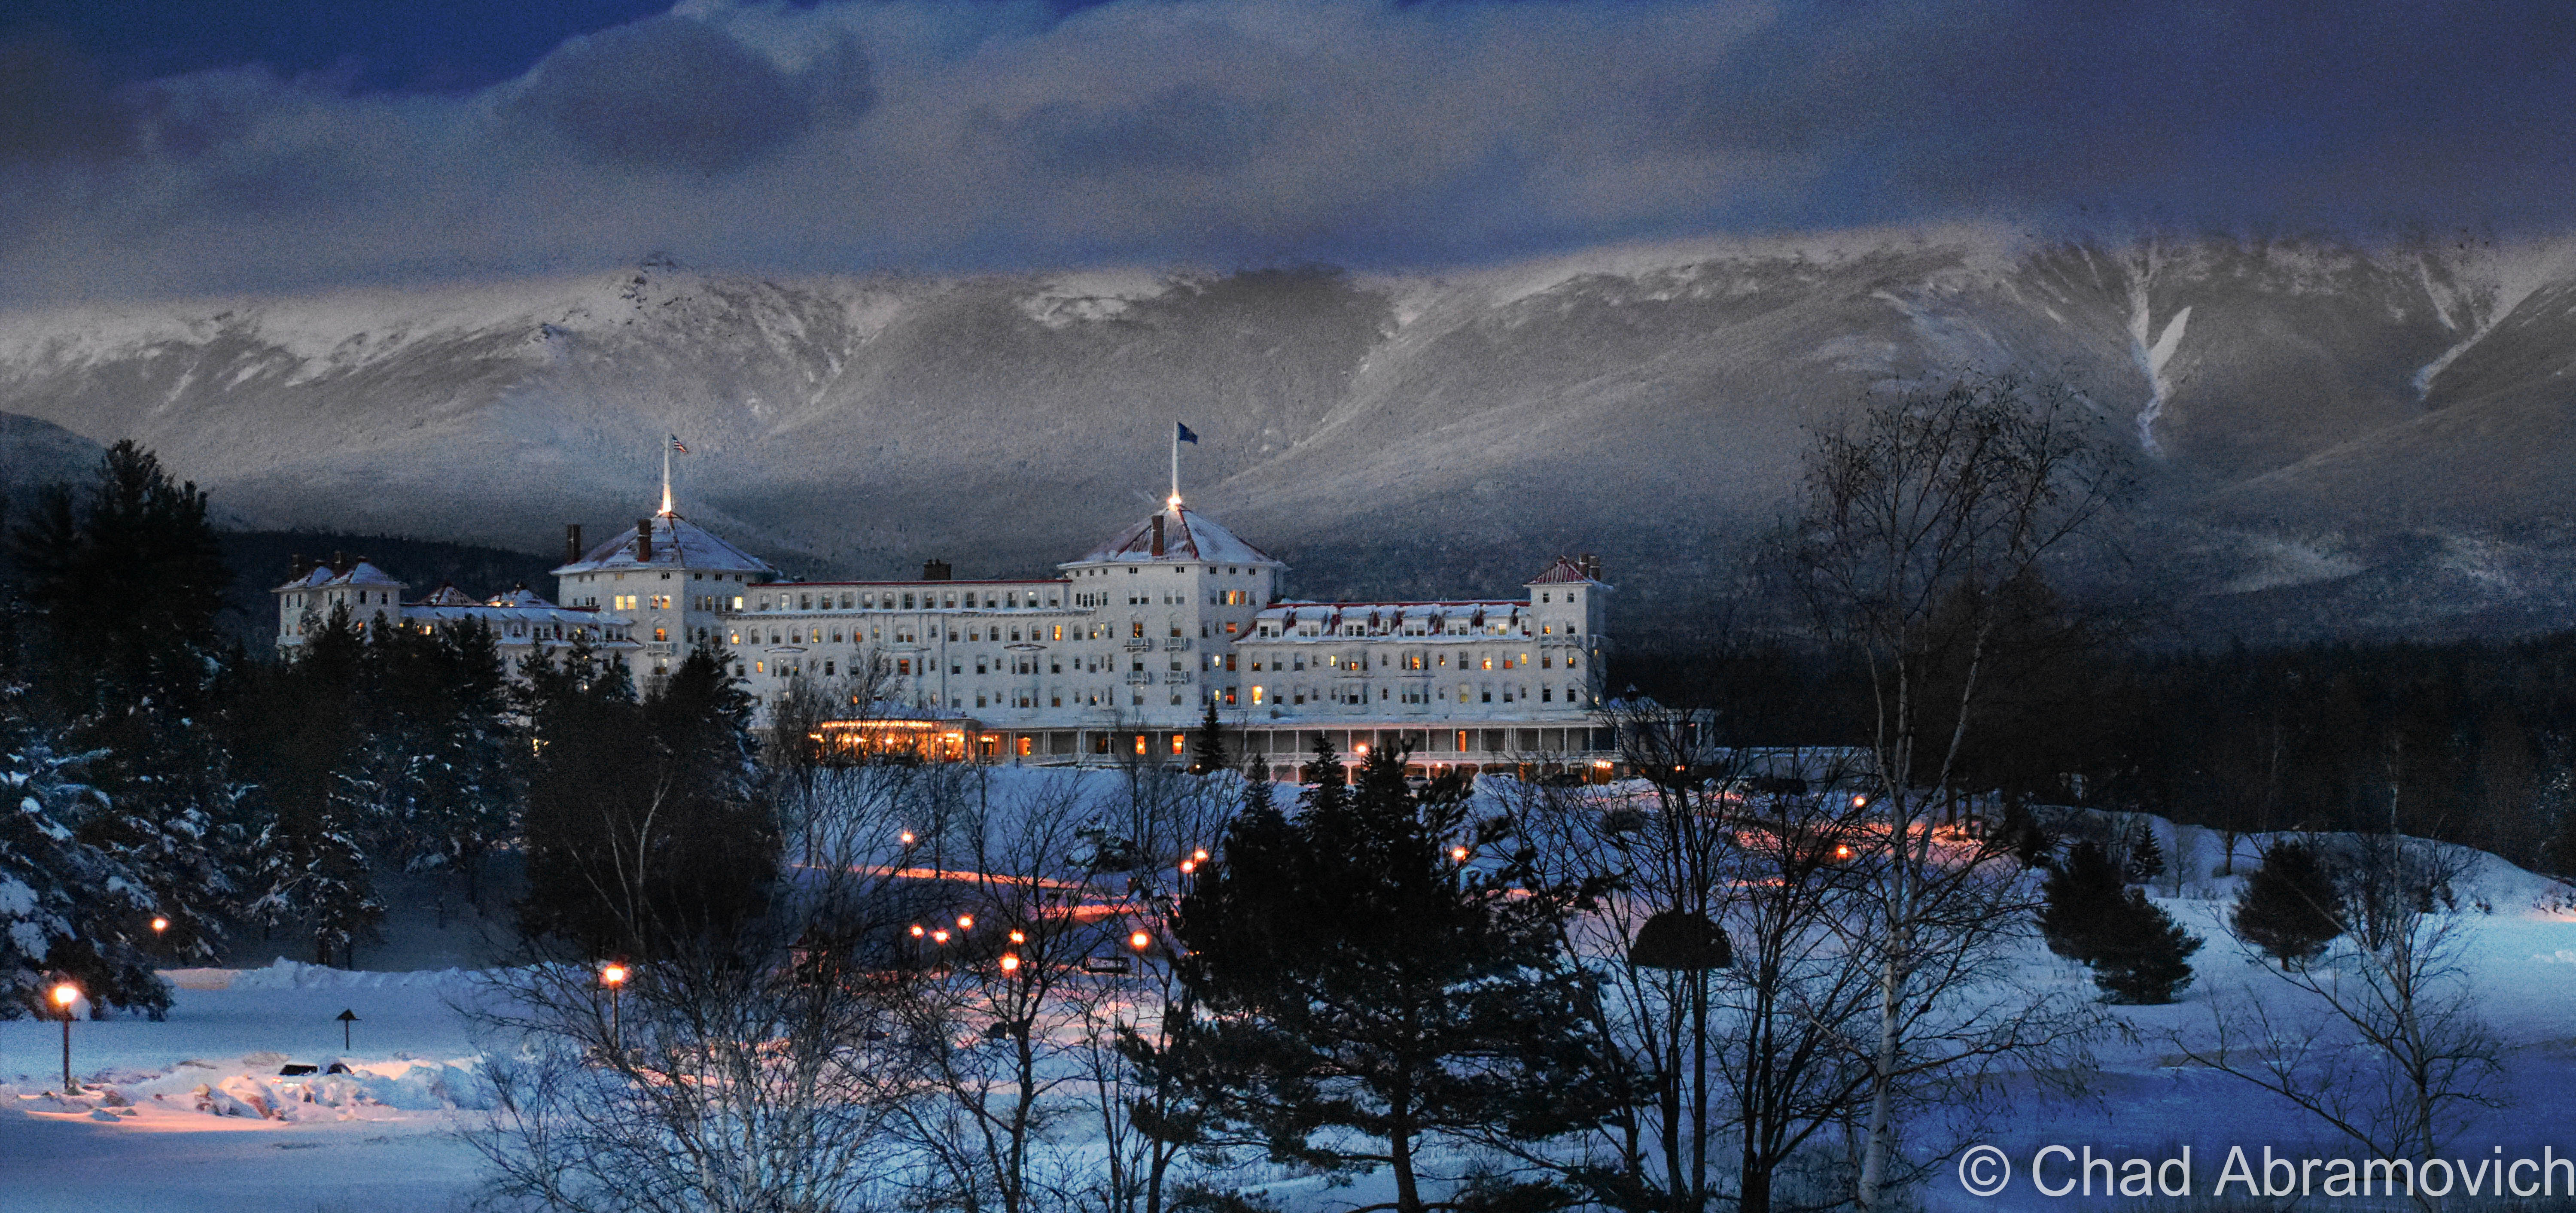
[50, 982, 77, 1094]
[600, 963, 628, 1050]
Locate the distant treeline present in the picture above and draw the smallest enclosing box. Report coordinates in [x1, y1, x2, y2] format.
[1612, 632, 2576, 875]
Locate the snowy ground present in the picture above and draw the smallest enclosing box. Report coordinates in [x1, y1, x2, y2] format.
[0, 964, 493, 1212]
[7, 783, 2576, 1212]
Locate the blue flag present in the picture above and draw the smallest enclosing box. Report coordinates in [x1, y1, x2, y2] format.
[1176, 423, 1200, 444]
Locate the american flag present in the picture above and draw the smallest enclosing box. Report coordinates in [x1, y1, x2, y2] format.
[670, 435, 688, 453]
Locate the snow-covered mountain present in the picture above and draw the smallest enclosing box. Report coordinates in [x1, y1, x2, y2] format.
[9, 232, 2576, 640]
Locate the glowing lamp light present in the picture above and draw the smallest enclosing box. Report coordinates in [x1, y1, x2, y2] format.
[999, 954, 1022, 973]
[900, 831, 917, 846]
[150, 917, 168, 934]
[956, 914, 974, 930]
[1450, 846, 1471, 862]
[1835, 845, 1854, 860]
[1192, 848, 1209, 862]
[1355, 743, 1368, 754]
[1179, 860, 1197, 874]
[909, 924, 926, 938]
[600, 964, 629, 988]
[932, 930, 951, 944]
[50, 983, 76, 1009]
[1009, 930, 1026, 944]
[1129, 930, 1153, 952]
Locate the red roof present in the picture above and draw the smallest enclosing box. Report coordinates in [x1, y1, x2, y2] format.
[1522, 556, 1601, 586]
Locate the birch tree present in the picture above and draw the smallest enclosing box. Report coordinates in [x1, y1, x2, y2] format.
[1783, 377, 2121, 1209]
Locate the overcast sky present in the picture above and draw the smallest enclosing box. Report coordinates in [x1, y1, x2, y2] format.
[3, 0, 2572, 304]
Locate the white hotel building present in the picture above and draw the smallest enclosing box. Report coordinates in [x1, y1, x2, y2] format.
[280, 496, 1618, 779]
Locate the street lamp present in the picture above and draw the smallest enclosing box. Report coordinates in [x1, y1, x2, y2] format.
[900, 830, 917, 846]
[1008, 930, 1026, 944]
[150, 916, 168, 937]
[50, 982, 77, 1094]
[600, 964, 628, 1050]
[1450, 845, 1471, 862]
[1129, 930, 1152, 952]
[956, 914, 974, 930]
[999, 954, 1022, 974]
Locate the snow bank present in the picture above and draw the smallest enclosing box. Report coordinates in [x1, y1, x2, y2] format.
[225, 959, 480, 991]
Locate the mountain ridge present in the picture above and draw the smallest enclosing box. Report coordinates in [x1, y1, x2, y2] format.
[8, 233, 2576, 642]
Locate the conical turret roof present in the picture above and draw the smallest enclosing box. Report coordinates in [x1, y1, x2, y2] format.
[1063, 504, 1281, 568]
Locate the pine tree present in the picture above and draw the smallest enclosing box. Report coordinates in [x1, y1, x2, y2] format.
[7, 444, 238, 964]
[367, 617, 518, 906]
[1155, 737, 1614, 1213]
[234, 604, 385, 965]
[2038, 840, 2126, 963]
[2039, 840, 2200, 1003]
[2124, 821, 2166, 885]
[1190, 699, 1228, 775]
[2091, 891, 2201, 1004]
[0, 722, 171, 1018]
[2232, 841, 2343, 968]
[518, 641, 776, 955]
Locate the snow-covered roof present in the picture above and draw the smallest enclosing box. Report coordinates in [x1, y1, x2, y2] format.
[404, 600, 634, 632]
[551, 513, 777, 577]
[1249, 599, 1529, 638]
[273, 559, 405, 593]
[1061, 504, 1281, 569]
[419, 584, 479, 606]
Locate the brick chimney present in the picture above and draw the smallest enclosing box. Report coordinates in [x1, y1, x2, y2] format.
[288, 552, 304, 579]
[565, 524, 582, 565]
[1583, 553, 1602, 581]
[923, 559, 952, 581]
[1151, 514, 1165, 558]
[636, 518, 654, 562]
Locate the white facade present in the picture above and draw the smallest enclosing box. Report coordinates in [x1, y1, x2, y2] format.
[276, 499, 1618, 775]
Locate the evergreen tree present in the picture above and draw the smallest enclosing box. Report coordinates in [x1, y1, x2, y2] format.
[2232, 842, 2343, 968]
[2039, 840, 2200, 1003]
[6, 444, 238, 963]
[365, 617, 518, 906]
[2091, 891, 2201, 1004]
[233, 604, 385, 965]
[1190, 699, 1229, 775]
[518, 641, 776, 955]
[2003, 802, 2054, 868]
[2038, 841, 2127, 963]
[0, 709, 171, 1018]
[1155, 737, 1615, 1213]
[2123, 821, 2166, 885]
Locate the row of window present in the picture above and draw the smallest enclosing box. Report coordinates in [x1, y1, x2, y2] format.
[1260, 621, 1576, 638]
[1247, 683, 1589, 708]
[1241, 649, 1577, 673]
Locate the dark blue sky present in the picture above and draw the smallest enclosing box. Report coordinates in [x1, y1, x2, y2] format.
[2, 0, 2572, 303]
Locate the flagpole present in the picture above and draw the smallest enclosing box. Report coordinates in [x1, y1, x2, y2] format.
[1170, 423, 1179, 505]
[661, 437, 673, 516]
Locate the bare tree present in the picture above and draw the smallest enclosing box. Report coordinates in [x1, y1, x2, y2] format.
[902, 769, 1125, 1213]
[466, 752, 939, 1213]
[1078, 761, 1241, 1213]
[2177, 836, 2507, 1188]
[1781, 376, 2122, 1209]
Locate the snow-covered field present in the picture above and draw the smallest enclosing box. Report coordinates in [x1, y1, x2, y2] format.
[8, 795, 2576, 1213]
[0, 963, 494, 1212]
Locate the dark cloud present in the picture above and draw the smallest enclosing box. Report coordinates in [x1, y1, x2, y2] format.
[2, 0, 2575, 304]
[998, 85, 1282, 175]
[504, 15, 816, 175]
[0, 30, 135, 163]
